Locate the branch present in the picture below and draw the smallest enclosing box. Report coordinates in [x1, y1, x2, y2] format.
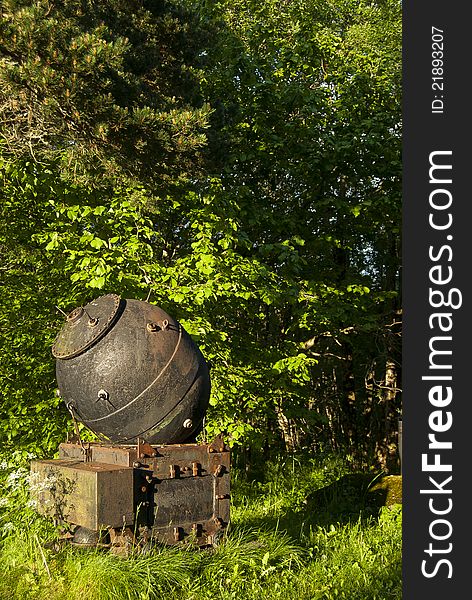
[306, 351, 348, 361]
[303, 326, 355, 350]
[0, 45, 22, 65]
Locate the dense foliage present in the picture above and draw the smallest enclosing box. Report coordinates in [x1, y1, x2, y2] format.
[0, 0, 402, 467]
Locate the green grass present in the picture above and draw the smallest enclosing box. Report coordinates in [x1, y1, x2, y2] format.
[0, 453, 401, 600]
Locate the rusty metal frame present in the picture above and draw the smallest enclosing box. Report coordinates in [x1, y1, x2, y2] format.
[32, 437, 230, 547]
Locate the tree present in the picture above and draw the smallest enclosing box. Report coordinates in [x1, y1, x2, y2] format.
[0, 0, 402, 468]
[0, 0, 211, 190]
[183, 0, 402, 465]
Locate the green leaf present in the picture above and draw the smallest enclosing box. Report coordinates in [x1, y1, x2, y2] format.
[90, 237, 106, 249]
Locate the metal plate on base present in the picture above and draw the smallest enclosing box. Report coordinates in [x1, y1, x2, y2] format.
[30, 458, 134, 530]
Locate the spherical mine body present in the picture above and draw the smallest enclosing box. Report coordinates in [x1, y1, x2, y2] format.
[52, 295, 210, 444]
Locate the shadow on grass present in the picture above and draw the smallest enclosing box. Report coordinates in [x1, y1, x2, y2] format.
[235, 473, 390, 541]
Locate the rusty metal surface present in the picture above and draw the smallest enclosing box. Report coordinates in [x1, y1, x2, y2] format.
[30, 459, 134, 530]
[53, 440, 230, 546]
[54, 296, 211, 444]
[52, 294, 121, 359]
[72, 526, 110, 547]
[153, 477, 214, 526]
[59, 443, 139, 467]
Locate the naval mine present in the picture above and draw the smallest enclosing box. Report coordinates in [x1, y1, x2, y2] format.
[30, 294, 230, 549]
